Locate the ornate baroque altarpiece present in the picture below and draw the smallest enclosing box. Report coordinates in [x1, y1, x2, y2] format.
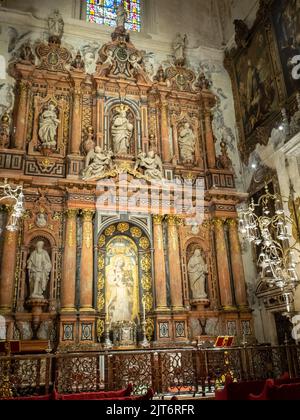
[0, 11, 252, 350]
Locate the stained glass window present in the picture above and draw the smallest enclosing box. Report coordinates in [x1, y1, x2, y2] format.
[86, 0, 141, 32]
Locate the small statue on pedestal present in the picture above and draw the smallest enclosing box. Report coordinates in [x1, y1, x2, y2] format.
[173, 33, 187, 66]
[48, 9, 64, 43]
[71, 51, 85, 71]
[116, 2, 128, 28]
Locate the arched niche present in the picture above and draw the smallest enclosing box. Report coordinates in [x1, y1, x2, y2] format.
[17, 231, 58, 313]
[96, 221, 154, 343]
[182, 236, 216, 309]
[104, 98, 142, 157]
[186, 242, 209, 303]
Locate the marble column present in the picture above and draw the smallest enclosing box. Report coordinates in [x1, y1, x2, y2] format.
[204, 110, 216, 169]
[153, 215, 168, 310]
[160, 95, 170, 163]
[228, 219, 248, 310]
[80, 210, 94, 312]
[0, 220, 18, 313]
[61, 210, 78, 312]
[167, 216, 184, 310]
[14, 80, 28, 150]
[214, 219, 234, 310]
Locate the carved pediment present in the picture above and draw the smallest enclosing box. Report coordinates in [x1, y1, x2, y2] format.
[164, 65, 196, 93]
[36, 40, 72, 74]
[95, 28, 150, 84]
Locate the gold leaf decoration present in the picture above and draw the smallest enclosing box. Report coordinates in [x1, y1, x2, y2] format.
[130, 227, 142, 238]
[140, 237, 150, 250]
[142, 293, 153, 312]
[98, 234, 106, 248]
[145, 318, 154, 342]
[141, 275, 152, 291]
[97, 319, 104, 339]
[98, 254, 105, 270]
[105, 225, 116, 236]
[117, 222, 129, 233]
[97, 293, 105, 312]
[97, 272, 105, 290]
[141, 254, 151, 271]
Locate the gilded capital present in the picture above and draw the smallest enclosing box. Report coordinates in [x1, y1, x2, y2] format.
[153, 215, 164, 225]
[81, 209, 94, 222]
[66, 209, 78, 219]
[227, 218, 238, 228]
[166, 215, 183, 226]
[213, 218, 224, 228]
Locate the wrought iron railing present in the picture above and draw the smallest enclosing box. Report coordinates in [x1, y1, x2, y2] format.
[1, 345, 300, 398]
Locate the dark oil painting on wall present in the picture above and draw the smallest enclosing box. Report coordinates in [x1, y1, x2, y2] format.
[272, 0, 300, 97]
[234, 28, 278, 138]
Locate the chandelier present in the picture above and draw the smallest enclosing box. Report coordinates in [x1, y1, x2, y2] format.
[239, 185, 300, 305]
[0, 179, 24, 233]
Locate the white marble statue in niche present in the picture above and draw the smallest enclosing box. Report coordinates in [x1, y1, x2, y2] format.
[27, 241, 52, 299]
[111, 107, 134, 155]
[135, 150, 164, 180]
[83, 146, 114, 180]
[38, 103, 60, 148]
[48, 9, 64, 40]
[188, 249, 208, 300]
[178, 122, 196, 163]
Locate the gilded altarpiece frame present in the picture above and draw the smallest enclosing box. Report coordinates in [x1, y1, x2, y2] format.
[97, 221, 154, 345]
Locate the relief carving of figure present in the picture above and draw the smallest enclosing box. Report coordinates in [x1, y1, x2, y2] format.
[27, 241, 52, 299]
[83, 146, 114, 180]
[178, 122, 196, 163]
[111, 107, 133, 155]
[173, 33, 187, 66]
[38, 103, 60, 148]
[188, 249, 208, 300]
[135, 150, 164, 180]
[48, 9, 64, 41]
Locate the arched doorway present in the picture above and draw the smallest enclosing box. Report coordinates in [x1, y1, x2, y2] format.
[97, 222, 154, 347]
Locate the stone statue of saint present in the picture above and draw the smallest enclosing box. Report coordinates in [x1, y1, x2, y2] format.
[178, 123, 196, 163]
[38, 103, 60, 148]
[83, 146, 114, 180]
[116, 2, 128, 28]
[48, 9, 64, 41]
[111, 108, 133, 155]
[173, 33, 187, 65]
[136, 150, 164, 180]
[27, 241, 52, 299]
[188, 249, 208, 300]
